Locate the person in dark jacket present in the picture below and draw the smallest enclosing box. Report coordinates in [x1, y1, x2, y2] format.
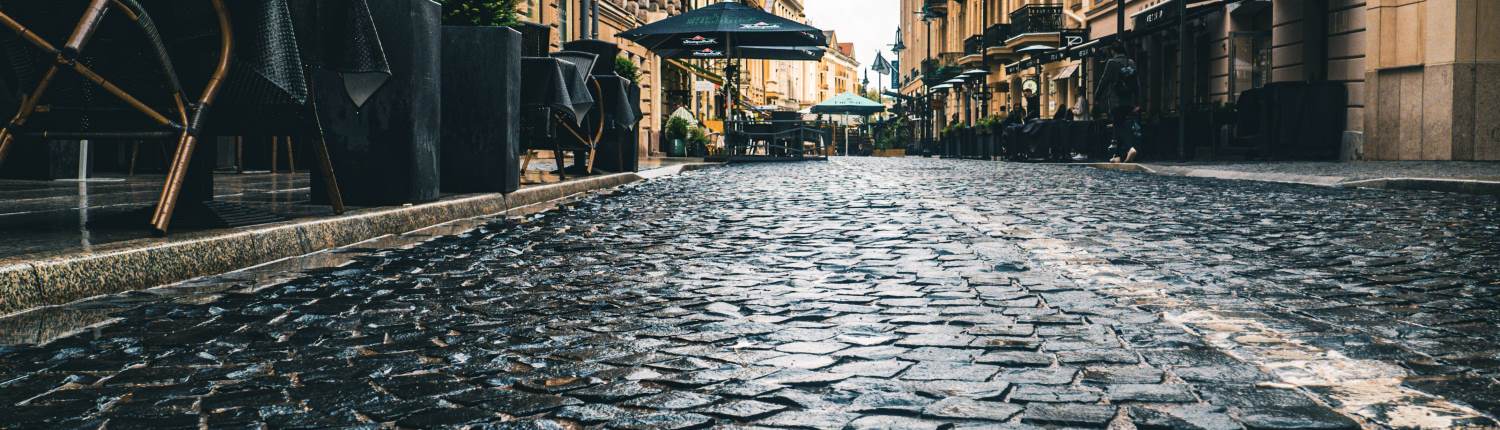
[1023, 88, 1041, 121]
[1096, 46, 1141, 163]
[1053, 103, 1074, 121]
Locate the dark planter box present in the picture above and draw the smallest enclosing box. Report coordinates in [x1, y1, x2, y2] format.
[313, 0, 441, 206]
[440, 26, 521, 193]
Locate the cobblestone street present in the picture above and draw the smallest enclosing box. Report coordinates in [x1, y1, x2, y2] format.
[3, 158, 1499, 429]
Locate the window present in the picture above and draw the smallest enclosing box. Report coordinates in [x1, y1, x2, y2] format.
[1229, 31, 1270, 102]
[560, 0, 571, 42]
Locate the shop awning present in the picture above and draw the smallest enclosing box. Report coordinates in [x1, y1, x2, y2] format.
[1131, 0, 1231, 36]
[1053, 64, 1079, 80]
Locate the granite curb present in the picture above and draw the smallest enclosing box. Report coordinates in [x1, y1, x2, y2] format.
[0, 163, 718, 316]
[1083, 163, 1500, 195]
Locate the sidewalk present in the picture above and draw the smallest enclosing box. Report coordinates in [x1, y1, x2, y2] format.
[0, 160, 717, 316]
[1087, 161, 1500, 194]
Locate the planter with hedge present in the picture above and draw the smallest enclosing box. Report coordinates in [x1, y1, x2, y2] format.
[437, 0, 524, 193]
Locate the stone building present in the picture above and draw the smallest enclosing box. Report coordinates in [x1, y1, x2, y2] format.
[897, 0, 1500, 160]
[518, 0, 859, 150]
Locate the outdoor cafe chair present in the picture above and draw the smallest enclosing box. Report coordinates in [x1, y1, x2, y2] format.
[521, 50, 605, 182]
[0, 0, 347, 234]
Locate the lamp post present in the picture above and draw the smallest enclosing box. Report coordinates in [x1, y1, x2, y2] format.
[1176, 0, 1188, 160]
[923, 13, 934, 156]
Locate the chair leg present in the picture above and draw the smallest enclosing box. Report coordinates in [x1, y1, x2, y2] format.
[311, 133, 344, 214]
[128, 141, 140, 176]
[234, 136, 243, 173]
[285, 136, 295, 172]
[150, 0, 232, 235]
[521, 150, 534, 182]
[270, 136, 278, 173]
[0, 66, 62, 168]
[553, 146, 567, 182]
[585, 147, 597, 175]
[149, 132, 197, 235]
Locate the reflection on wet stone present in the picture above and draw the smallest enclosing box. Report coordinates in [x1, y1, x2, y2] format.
[4, 158, 1489, 428]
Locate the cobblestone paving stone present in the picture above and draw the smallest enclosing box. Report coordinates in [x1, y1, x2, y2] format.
[2, 157, 1499, 429]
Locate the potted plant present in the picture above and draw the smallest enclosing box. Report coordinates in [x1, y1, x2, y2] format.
[437, 0, 525, 193]
[665, 117, 691, 157]
[615, 56, 640, 83]
[688, 126, 711, 157]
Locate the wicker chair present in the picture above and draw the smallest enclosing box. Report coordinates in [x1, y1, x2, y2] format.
[0, 0, 345, 234]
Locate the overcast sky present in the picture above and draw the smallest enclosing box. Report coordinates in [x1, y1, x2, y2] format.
[802, 0, 899, 88]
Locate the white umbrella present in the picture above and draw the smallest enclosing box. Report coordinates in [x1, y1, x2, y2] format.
[670, 107, 699, 126]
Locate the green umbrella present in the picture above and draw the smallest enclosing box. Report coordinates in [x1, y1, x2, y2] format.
[810, 92, 885, 115]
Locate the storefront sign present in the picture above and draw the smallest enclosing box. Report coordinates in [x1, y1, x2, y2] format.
[1134, 0, 1179, 32]
[1060, 29, 1088, 47]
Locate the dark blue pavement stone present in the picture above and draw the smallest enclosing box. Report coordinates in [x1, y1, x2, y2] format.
[756, 410, 860, 430]
[1235, 406, 1362, 430]
[604, 412, 713, 430]
[1081, 366, 1165, 384]
[1129, 404, 1241, 430]
[1106, 384, 1198, 403]
[695, 399, 787, 419]
[1022, 402, 1119, 427]
[619, 390, 720, 410]
[848, 391, 935, 414]
[1008, 384, 1103, 403]
[2, 158, 1491, 429]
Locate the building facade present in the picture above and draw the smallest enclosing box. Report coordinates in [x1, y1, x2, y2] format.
[520, 0, 858, 150]
[897, 0, 1500, 161]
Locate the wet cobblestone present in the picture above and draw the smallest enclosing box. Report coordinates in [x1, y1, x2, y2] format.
[2, 158, 1499, 428]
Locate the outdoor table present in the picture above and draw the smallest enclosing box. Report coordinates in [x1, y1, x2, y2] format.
[521, 57, 595, 125]
[588, 75, 642, 173]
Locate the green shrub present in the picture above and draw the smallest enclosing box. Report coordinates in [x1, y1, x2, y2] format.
[688, 127, 710, 146]
[439, 0, 520, 27]
[615, 56, 640, 82]
[665, 117, 691, 141]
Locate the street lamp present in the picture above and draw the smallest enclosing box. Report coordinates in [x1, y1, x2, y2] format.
[960, 68, 987, 123]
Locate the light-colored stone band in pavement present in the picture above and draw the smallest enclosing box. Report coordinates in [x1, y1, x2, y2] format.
[1085, 163, 1500, 194]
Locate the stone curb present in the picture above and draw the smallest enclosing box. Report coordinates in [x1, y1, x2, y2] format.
[0, 163, 718, 316]
[1083, 163, 1500, 195]
[1336, 177, 1500, 195]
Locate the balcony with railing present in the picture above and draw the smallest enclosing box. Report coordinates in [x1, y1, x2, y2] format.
[1009, 4, 1064, 36]
[984, 24, 1012, 48]
[964, 36, 984, 56]
[923, 0, 947, 17]
[921, 59, 961, 86]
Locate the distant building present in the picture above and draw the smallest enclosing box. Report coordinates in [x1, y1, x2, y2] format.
[897, 0, 1500, 161]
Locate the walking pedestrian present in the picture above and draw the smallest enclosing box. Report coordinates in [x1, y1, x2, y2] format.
[1096, 46, 1141, 163]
